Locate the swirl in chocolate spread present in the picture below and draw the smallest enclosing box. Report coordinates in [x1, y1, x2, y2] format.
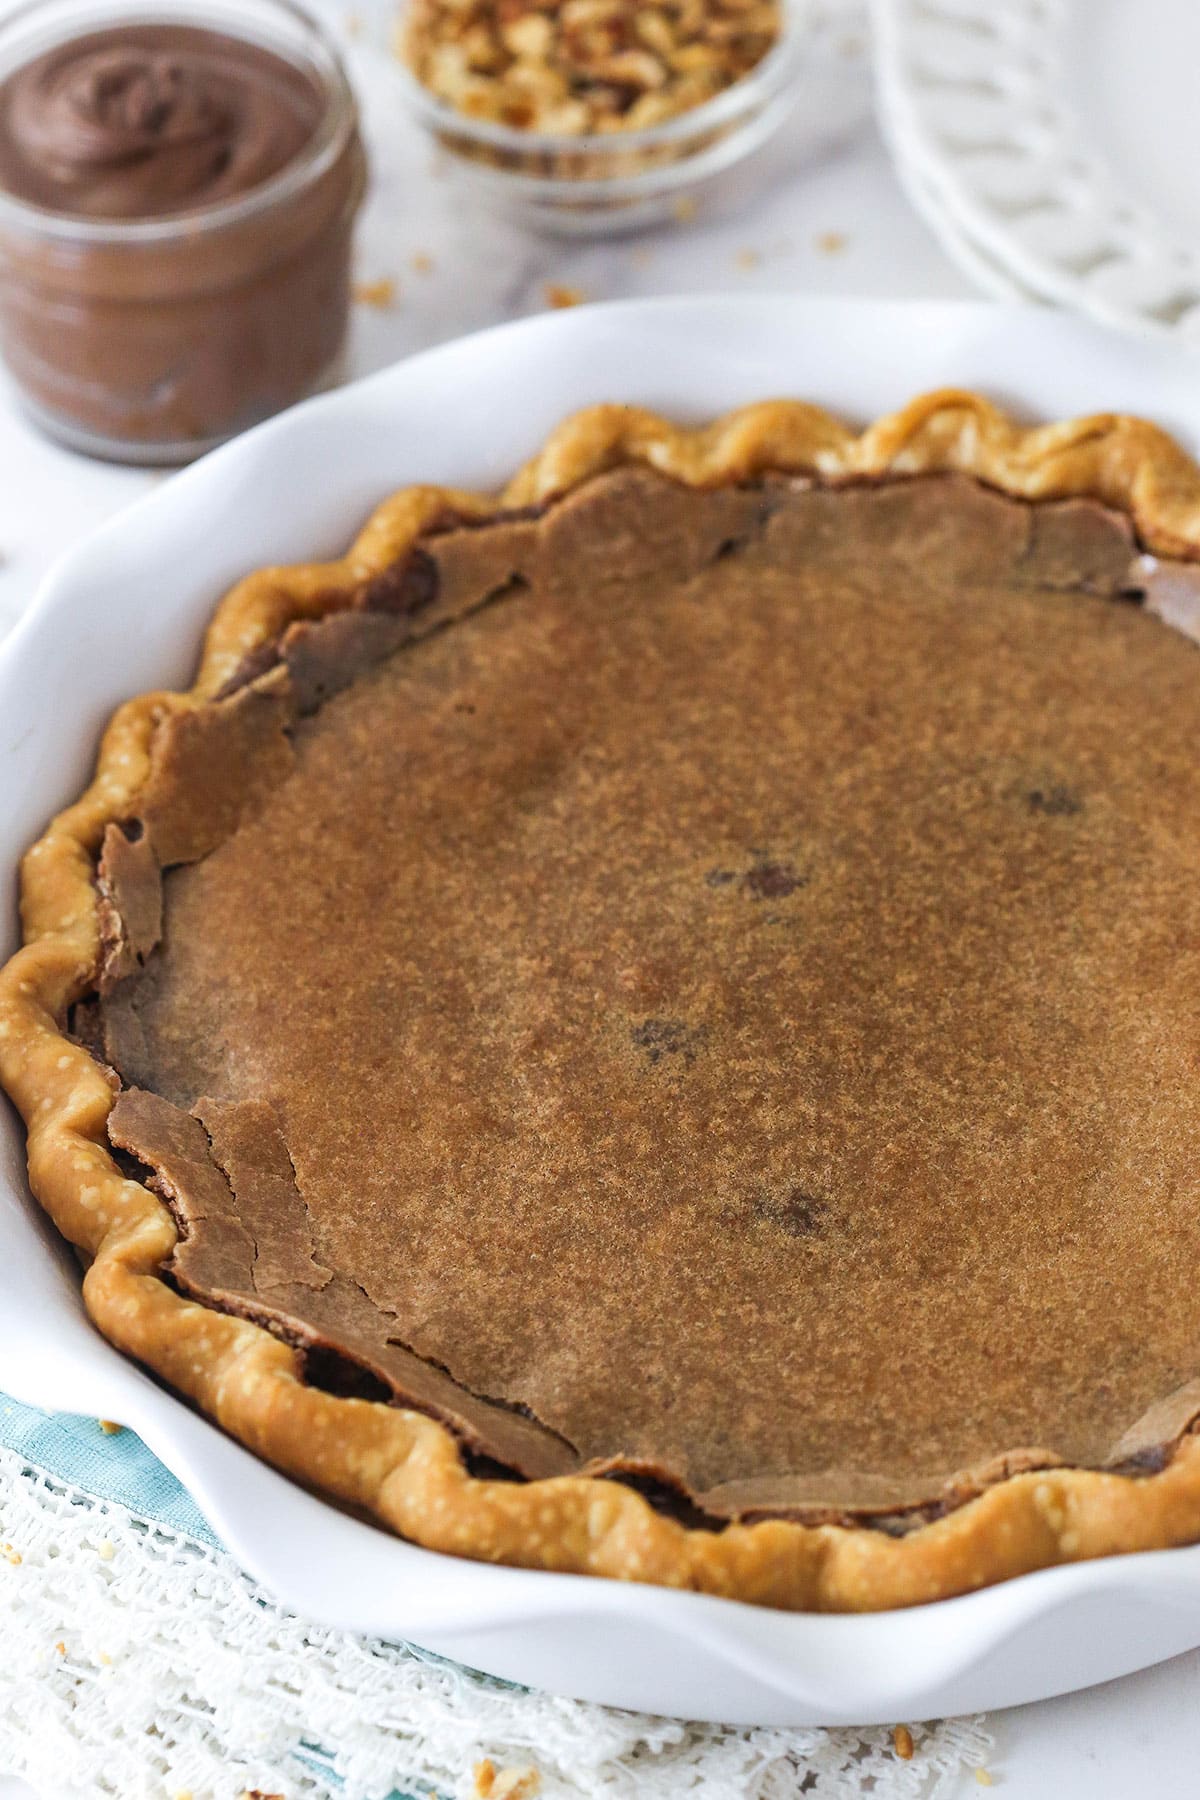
[0, 24, 322, 218]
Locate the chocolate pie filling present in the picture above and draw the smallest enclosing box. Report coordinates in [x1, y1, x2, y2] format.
[93, 469, 1200, 1525]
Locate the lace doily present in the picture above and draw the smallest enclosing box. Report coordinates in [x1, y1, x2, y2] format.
[0, 1444, 992, 1800]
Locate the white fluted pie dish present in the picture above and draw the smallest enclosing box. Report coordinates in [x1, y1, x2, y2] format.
[4, 296, 1200, 1724]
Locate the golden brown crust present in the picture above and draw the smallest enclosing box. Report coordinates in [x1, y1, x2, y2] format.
[6, 388, 1200, 1612]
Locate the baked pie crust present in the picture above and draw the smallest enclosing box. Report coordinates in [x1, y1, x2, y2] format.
[6, 389, 1200, 1611]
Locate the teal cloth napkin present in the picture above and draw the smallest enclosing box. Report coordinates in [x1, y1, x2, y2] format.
[0, 1392, 217, 1545]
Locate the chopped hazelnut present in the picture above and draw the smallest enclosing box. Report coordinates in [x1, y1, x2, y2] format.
[402, 0, 781, 136]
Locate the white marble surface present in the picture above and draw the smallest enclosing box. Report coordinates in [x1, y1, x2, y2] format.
[1, 4, 1197, 1795]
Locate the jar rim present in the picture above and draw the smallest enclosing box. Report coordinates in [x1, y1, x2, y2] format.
[0, 0, 358, 244]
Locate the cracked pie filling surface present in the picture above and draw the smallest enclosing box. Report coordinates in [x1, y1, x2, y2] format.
[7, 393, 1200, 1611]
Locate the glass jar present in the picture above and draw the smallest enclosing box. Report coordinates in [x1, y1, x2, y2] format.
[0, 0, 366, 463]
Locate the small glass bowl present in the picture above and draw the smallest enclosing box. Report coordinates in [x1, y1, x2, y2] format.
[391, 0, 808, 237]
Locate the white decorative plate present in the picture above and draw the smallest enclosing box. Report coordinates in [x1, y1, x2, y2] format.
[872, 70, 1033, 302]
[6, 297, 1200, 1727]
[873, 0, 1200, 340]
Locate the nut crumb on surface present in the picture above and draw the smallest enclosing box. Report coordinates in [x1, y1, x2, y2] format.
[815, 229, 848, 255]
[975, 1771, 995, 1788]
[474, 1761, 541, 1799]
[98, 1418, 121, 1435]
[411, 251, 435, 273]
[892, 1724, 915, 1760]
[735, 246, 760, 269]
[97, 1538, 115, 1561]
[671, 193, 699, 222]
[544, 283, 586, 309]
[402, 0, 781, 136]
[353, 277, 398, 309]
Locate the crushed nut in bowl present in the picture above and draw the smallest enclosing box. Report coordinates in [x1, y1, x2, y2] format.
[391, 0, 807, 234]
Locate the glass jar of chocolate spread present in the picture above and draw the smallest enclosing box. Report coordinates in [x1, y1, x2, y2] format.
[0, 0, 366, 462]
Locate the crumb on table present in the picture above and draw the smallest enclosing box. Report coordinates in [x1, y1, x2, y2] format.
[353, 277, 398, 309]
[892, 1724, 915, 1760]
[544, 283, 586, 309]
[474, 1760, 541, 1799]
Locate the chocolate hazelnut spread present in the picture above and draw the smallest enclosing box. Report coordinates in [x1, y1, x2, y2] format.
[0, 2, 365, 462]
[0, 27, 322, 218]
